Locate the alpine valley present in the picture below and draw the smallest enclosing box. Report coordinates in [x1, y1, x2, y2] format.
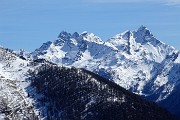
[0, 26, 179, 119]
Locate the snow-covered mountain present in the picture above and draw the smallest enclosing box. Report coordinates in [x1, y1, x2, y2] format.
[30, 26, 180, 117]
[1, 46, 176, 120]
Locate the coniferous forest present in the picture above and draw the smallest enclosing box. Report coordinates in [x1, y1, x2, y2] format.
[29, 63, 175, 120]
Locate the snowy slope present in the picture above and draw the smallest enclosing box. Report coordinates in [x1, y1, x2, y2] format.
[30, 26, 180, 116]
[0, 47, 39, 119]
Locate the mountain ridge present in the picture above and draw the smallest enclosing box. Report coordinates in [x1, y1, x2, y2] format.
[0, 46, 176, 119]
[22, 26, 180, 117]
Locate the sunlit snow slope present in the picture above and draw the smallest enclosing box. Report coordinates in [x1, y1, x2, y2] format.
[0, 47, 39, 119]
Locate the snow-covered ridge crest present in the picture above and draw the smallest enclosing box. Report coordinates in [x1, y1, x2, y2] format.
[57, 30, 103, 43]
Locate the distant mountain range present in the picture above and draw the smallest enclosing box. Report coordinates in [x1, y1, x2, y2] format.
[0, 26, 179, 119]
[18, 26, 180, 117]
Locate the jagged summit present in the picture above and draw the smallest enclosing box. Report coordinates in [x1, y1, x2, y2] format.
[137, 25, 151, 34]
[133, 26, 157, 44]
[56, 26, 160, 46]
[57, 30, 102, 42]
[136, 25, 153, 39]
[108, 26, 168, 49]
[58, 31, 71, 39]
[72, 32, 79, 38]
[110, 30, 133, 40]
[121, 30, 133, 40]
[32, 26, 176, 63]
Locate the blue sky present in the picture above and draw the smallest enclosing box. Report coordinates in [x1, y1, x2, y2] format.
[0, 0, 180, 51]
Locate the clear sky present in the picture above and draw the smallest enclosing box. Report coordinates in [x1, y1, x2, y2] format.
[0, 0, 180, 51]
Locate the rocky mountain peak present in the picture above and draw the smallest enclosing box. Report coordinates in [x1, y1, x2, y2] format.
[134, 25, 156, 44]
[58, 31, 71, 39]
[72, 32, 80, 38]
[137, 25, 152, 36]
[119, 30, 133, 41]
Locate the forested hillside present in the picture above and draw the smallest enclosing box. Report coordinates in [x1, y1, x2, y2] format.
[29, 64, 175, 120]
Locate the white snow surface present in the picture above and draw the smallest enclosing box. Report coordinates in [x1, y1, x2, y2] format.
[0, 47, 39, 119]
